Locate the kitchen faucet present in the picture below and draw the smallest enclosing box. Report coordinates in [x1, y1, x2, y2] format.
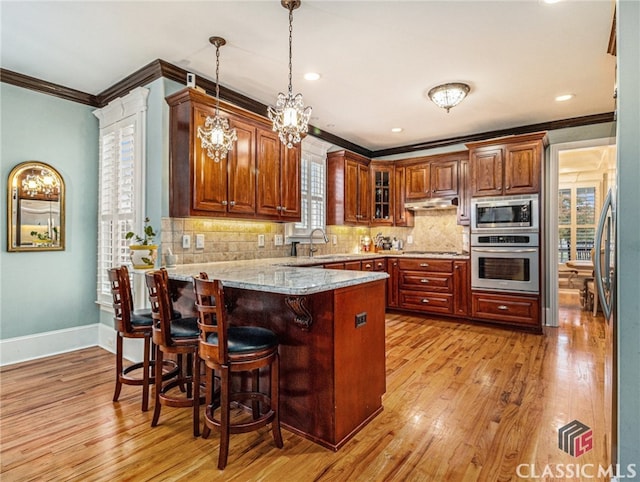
[309, 228, 329, 257]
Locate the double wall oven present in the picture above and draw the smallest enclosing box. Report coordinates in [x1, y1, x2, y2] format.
[470, 195, 540, 294]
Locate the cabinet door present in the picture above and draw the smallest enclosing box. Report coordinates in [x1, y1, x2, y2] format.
[371, 165, 394, 226]
[430, 160, 458, 197]
[386, 258, 399, 308]
[405, 164, 430, 200]
[453, 260, 469, 316]
[227, 117, 256, 214]
[394, 167, 414, 227]
[504, 141, 541, 195]
[471, 147, 503, 197]
[280, 143, 301, 220]
[344, 160, 360, 224]
[193, 105, 229, 213]
[256, 130, 281, 217]
[357, 163, 371, 224]
[457, 160, 470, 225]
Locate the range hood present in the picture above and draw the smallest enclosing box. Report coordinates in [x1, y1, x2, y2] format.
[404, 197, 459, 210]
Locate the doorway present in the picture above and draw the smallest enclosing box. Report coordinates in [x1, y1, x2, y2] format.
[547, 138, 616, 327]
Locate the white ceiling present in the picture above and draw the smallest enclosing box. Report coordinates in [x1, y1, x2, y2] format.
[0, 0, 616, 152]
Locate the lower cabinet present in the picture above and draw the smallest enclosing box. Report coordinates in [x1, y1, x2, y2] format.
[397, 258, 455, 315]
[471, 291, 540, 330]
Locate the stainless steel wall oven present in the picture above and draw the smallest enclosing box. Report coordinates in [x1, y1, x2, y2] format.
[471, 232, 539, 294]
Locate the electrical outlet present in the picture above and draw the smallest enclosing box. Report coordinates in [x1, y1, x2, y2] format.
[332, 234, 337, 245]
[195, 234, 205, 249]
[407, 235, 414, 245]
[274, 234, 283, 246]
[258, 234, 265, 247]
[355, 312, 367, 328]
[182, 234, 191, 249]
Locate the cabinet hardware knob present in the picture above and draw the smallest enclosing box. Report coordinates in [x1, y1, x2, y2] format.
[282, 206, 287, 212]
[420, 279, 429, 283]
[276, 206, 282, 211]
[505, 186, 510, 190]
[497, 305, 509, 310]
[222, 200, 228, 205]
[229, 201, 236, 206]
[421, 299, 430, 303]
[420, 263, 429, 267]
[365, 264, 372, 268]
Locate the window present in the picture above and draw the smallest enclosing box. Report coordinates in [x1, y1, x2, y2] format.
[558, 184, 598, 263]
[93, 88, 148, 304]
[286, 136, 332, 241]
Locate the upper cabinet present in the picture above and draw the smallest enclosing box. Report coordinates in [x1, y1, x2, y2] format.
[467, 132, 547, 197]
[370, 162, 394, 226]
[404, 158, 458, 200]
[166, 88, 300, 220]
[393, 166, 414, 227]
[327, 150, 370, 225]
[256, 131, 301, 220]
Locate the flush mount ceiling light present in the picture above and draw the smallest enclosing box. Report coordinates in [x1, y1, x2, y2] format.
[268, 0, 312, 149]
[197, 36, 237, 162]
[555, 93, 575, 102]
[427, 82, 470, 113]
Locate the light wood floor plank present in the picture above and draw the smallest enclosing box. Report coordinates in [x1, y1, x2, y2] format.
[1, 292, 611, 481]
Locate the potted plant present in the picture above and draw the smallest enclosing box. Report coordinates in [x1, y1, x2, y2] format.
[125, 217, 158, 269]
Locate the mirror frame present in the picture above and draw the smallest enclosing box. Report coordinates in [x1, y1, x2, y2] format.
[7, 161, 66, 252]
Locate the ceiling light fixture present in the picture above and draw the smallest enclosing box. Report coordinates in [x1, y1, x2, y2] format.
[391, 127, 403, 133]
[268, 0, 312, 149]
[197, 36, 237, 162]
[304, 72, 320, 81]
[427, 82, 470, 113]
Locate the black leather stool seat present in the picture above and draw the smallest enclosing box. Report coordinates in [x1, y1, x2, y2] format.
[206, 327, 278, 354]
[171, 317, 200, 338]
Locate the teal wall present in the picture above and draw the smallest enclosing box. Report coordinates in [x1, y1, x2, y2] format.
[0, 83, 99, 339]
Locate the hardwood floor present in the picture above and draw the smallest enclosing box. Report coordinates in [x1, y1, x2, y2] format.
[1, 292, 611, 481]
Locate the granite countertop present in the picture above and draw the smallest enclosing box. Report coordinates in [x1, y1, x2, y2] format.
[167, 258, 389, 296]
[283, 251, 469, 266]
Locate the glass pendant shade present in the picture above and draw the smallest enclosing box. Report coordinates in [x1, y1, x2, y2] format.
[197, 36, 237, 162]
[268, 0, 311, 149]
[269, 91, 312, 149]
[21, 169, 60, 197]
[427, 83, 470, 113]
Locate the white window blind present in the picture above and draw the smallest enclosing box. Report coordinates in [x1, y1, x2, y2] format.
[287, 136, 332, 241]
[93, 88, 148, 304]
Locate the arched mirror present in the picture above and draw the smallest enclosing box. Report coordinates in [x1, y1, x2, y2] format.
[7, 161, 65, 252]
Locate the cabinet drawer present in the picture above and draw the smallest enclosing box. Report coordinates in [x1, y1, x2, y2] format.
[398, 258, 453, 273]
[399, 272, 452, 293]
[344, 261, 362, 270]
[324, 262, 344, 270]
[399, 290, 453, 314]
[471, 292, 539, 326]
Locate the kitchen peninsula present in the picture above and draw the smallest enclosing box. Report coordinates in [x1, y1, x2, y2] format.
[167, 259, 388, 451]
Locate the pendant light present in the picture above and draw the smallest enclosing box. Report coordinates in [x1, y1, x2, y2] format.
[268, 0, 312, 149]
[197, 36, 237, 162]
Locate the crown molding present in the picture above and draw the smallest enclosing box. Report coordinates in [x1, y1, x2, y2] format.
[2, 63, 615, 159]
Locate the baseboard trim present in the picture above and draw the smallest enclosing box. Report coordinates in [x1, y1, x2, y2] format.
[1, 324, 144, 366]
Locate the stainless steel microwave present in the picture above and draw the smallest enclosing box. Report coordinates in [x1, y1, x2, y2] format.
[471, 194, 539, 232]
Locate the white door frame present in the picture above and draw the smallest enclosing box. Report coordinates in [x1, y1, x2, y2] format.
[546, 137, 616, 327]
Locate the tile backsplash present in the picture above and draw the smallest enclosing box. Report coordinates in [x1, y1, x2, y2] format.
[161, 211, 468, 266]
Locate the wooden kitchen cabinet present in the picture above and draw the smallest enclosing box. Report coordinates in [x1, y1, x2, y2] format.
[405, 158, 458, 200]
[457, 159, 470, 225]
[393, 166, 414, 227]
[386, 258, 400, 308]
[453, 260, 470, 316]
[471, 291, 540, 331]
[256, 131, 301, 221]
[166, 87, 300, 220]
[397, 258, 455, 315]
[327, 150, 371, 225]
[370, 162, 394, 226]
[468, 132, 547, 197]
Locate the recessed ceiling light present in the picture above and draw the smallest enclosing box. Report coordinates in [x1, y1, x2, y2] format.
[555, 94, 575, 102]
[391, 127, 403, 133]
[304, 72, 321, 81]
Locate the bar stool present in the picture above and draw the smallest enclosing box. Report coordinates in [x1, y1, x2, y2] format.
[145, 269, 202, 436]
[194, 275, 283, 470]
[108, 266, 178, 411]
